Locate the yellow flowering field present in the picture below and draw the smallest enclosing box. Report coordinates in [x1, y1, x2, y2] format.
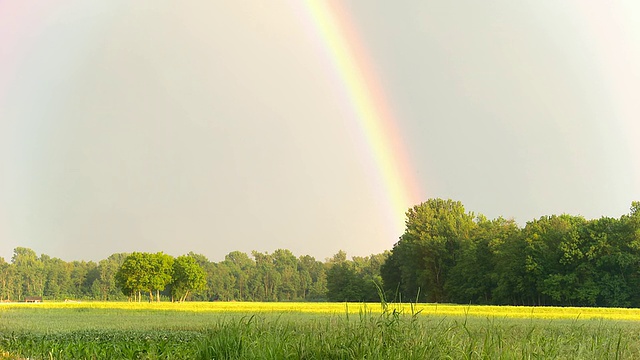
[3, 301, 640, 321]
[4, 301, 640, 358]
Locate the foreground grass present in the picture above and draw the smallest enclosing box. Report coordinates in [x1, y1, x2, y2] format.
[1, 302, 640, 359]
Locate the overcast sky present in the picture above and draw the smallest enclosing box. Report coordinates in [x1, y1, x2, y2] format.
[1, 1, 639, 262]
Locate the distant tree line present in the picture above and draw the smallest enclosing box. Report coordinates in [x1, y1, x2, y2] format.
[0, 247, 384, 302]
[1, 198, 638, 306]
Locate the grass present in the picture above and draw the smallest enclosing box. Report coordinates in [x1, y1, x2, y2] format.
[1, 302, 640, 359]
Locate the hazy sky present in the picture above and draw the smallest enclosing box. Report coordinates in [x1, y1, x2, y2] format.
[1, 1, 639, 262]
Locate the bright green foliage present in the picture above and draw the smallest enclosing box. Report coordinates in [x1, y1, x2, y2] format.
[149, 253, 174, 302]
[170, 256, 206, 302]
[11, 247, 44, 300]
[115, 252, 150, 302]
[115, 252, 173, 302]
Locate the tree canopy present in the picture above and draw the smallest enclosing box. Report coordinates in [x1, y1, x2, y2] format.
[381, 199, 640, 307]
[1, 199, 639, 307]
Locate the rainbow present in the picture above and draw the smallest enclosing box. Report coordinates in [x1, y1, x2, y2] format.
[299, 1, 423, 236]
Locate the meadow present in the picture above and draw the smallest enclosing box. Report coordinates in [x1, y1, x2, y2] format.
[1, 301, 640, 359]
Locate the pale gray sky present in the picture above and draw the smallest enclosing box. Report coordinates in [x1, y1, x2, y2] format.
[1, 1, 639, 261]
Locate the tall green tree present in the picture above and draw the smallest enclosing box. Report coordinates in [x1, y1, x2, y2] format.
[185, 253, 220, 301]
[170, 255, 206, 302]
[223, 251, 255, 300]
[352, 253, 388, 301]
[12, 247, 45, 300]
[115, 252, 151, 302]
[325, 251, 385, 302]
[252, 251, 280, 301]
[69, 260, 98, 299]
[0, 257, 13, 301]
[446, 216, 520, 304]
[490, 230, 529, 305]
[209, 261, 235, 301]
[42, 256, 72, 299]
[149, 253, 174, 302]
[326, 259, 362, 302]
[297, 255, 326, 300]
[519, 215, 588, 305]
[272, 249, 299, 300]
[95, 253, 129, 301]
[382, 199, 476, 302]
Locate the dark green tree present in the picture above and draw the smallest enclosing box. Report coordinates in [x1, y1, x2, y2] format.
[297, 255, 327, 300]
[326, 260, 362, 301]
[382, 199, 476, 302]
[447, 216, 520, 304]
[252, 251, 280, 301]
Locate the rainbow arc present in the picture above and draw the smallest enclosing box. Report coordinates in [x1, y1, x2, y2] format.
[302, 1, 423, 235]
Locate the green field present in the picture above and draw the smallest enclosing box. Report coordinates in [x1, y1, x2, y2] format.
[1, 302, 640, 359]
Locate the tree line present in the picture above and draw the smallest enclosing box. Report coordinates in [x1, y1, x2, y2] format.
[0, 247, 384, 302]
[1, 198, 638, 306]
[381, 199, 640, 307]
